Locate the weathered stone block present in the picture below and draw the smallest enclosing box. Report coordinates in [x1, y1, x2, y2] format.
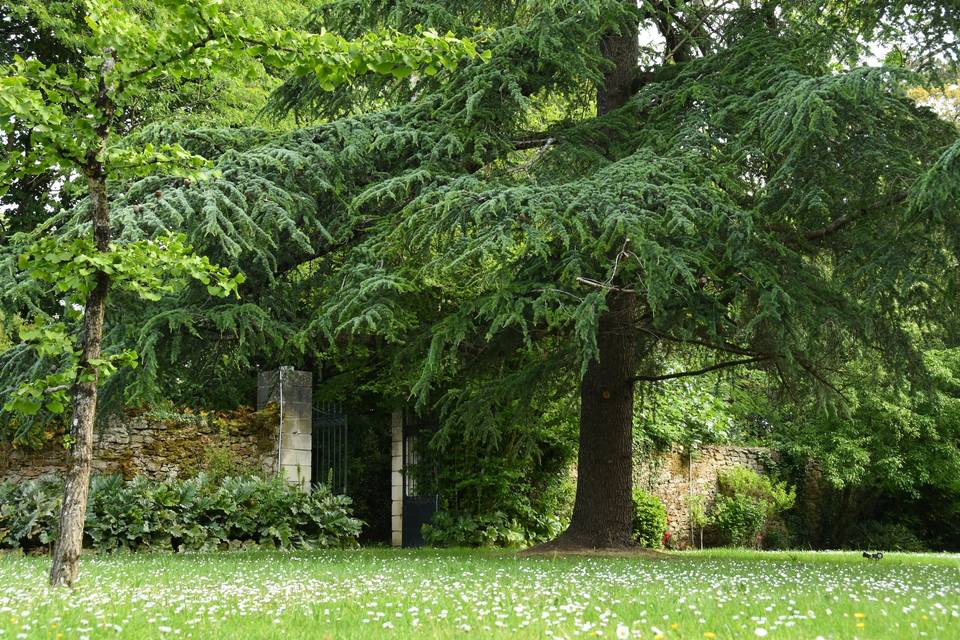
[280, 448, 312, 469]
[285, 433, 312, 452]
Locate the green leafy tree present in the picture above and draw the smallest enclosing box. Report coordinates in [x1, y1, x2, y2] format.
[771, 347, 960, 547]
[0, 0, 477, 585]
[4, 0, 958, 554]
[0, 0, 319, 243]
[687, 494, 709, 551]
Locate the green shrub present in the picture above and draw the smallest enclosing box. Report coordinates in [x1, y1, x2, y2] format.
[201, 444, 263, 484]
[423, 511, 533, 547]
[717, 466, 796, 515]
[849, 521, 928, 552]
[760, 516, 792, 550]
[423, 478, 573, 548]
[711, 466, 796, 548]
[86, 475, 179, 551]
[0, 474, 363, 552]
[712, 494, 766, 547]
[0, 477, 60, 549]
[632, 489, 668, 548]
[423, 460, 575, 548]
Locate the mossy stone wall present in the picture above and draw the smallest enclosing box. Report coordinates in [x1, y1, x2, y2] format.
[0, 406, 280, 483]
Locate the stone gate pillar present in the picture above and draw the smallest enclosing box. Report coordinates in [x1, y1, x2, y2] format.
[258, 367, 312, 492]
[390, 410, 404, 547]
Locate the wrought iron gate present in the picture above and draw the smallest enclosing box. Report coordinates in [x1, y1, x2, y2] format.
[312, 402, 348, 494]
[402, 420, 438, 548]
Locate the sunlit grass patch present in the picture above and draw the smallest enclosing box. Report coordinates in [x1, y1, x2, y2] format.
[681, 547, 960, 568]
[0, 548, 957, 638]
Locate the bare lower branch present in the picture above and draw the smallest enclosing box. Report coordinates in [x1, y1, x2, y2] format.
[576, 276, 636, 293]
[510, 137, 555, 174]
[663, 0, 738, 62]
[803, 214, 852, 240]
[629, 355, 768, 383]
[44, 384, 71, 394]
[512, 137, 555, 151]
[639, 327, 757, 356]
[796, 357, 850, 402]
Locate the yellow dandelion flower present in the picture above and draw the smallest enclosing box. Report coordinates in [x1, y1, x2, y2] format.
[856, 623, 865, 629]
[853, 612, 865, 619]
[672, 623, 680, 630]
[704, 633, 718, 639]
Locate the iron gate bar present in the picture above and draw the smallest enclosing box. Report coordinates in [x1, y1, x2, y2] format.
[312, 402, 348, 494]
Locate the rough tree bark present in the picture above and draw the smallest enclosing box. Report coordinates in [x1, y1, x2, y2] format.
[49, 51, 115, 588]
[528, 8, 640, 551]
[560, 292, 638, 548]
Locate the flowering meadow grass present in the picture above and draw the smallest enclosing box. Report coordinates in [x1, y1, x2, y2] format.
[1, 548, 958, 639]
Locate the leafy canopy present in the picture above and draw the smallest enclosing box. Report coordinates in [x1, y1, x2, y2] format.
[0, 0, 481, 188]
[0, 0, 481, 443]
[1, 0, 958, 453]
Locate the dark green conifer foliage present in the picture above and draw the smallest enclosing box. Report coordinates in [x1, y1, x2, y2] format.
[3, 0, 959, 546]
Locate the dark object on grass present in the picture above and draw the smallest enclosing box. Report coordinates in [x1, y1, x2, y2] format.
[863, 551, 884, 561]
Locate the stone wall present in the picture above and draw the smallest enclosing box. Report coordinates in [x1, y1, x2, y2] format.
[0, 407, 280, 484]
[634, 445, 779, 549]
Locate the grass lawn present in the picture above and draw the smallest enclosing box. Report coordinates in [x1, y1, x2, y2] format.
[1, 548, 958, 639]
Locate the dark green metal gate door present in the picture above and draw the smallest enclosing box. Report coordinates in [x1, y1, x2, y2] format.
[312, 402, 347, 493]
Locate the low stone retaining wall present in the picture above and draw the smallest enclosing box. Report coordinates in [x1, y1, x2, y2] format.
[0, 407, 280, 483]
[634, 445, 780, 548]
[2, 368, 314, 491]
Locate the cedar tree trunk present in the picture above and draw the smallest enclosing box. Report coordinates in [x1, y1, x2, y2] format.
[563, 291, 638, 548]
[529, 7, 640, 551]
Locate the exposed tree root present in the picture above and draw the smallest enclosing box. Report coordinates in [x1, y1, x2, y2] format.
[519, 531, 672, 559]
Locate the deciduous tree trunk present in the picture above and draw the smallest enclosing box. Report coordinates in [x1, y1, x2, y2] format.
[49, 162, 111, 587]
[49, 53, 114, 585]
